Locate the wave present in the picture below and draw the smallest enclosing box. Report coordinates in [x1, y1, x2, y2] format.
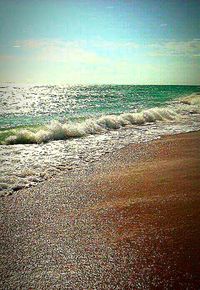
[4, 107, 180, 145]
[179, 93, 200, 105]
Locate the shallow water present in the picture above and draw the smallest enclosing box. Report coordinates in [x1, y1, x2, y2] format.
[0, 84, 200, 195]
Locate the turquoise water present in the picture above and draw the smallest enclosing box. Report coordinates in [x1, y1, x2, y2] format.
[0, 85, 199, 129]
[0, 84, 200, 194]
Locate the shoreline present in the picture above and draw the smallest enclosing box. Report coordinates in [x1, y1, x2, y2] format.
[1, 131, 200, 289]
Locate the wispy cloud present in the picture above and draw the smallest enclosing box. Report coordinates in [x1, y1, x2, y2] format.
[10, 38, 140, 65]
[1, 38, 199, 84]
[90, 39, 140, 50]
[14, 39, 66, 49]
[160, 23, 168, 27]
[2, 38, 199, 68]
[13, 38, 200, 58]
[13, 39, 140, 51]
[148, 39, 200, 57]
[12, 39, 106, 64]
[0, 54, 20, 61]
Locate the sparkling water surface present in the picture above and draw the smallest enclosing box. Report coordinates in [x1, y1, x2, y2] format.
[0, 84, 200, 195]
[1, 84, 199, 128]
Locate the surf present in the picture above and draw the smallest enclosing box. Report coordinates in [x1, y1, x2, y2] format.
[3, 107, 179, 145]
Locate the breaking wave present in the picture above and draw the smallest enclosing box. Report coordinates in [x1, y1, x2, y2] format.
[4, 107, 179, 145]
[179, 93, 200, 105]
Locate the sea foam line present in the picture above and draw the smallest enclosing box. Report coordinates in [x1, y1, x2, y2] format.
[179, 93, 200, 105]
[4, 107, 179, 145]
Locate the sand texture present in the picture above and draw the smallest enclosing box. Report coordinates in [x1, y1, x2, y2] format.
[1, 132, 200, 289]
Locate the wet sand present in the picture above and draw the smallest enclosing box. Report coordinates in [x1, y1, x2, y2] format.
[1, 131, 200, 289]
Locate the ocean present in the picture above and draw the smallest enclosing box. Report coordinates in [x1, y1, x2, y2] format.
[0, 84, 200, 195]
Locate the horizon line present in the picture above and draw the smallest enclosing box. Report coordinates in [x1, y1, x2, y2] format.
[0, 82, 199, 86]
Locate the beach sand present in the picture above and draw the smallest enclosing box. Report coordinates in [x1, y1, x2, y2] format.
[1, 131, 200, 289]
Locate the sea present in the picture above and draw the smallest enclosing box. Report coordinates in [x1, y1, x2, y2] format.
[0, 84, 200, 195]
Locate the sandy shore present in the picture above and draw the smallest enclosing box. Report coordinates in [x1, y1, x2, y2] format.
[1, 131, 200, 289]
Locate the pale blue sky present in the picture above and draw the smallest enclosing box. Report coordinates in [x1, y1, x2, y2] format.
[0, 0, 199, 84]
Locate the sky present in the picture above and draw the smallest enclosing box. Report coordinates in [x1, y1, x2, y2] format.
[0, 0, 199, 85]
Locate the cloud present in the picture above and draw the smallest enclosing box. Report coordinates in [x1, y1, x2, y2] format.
[14, 39, 66, 49]
[6, 38, 200, 66]
[12, 39, 107, 64]
[160, 23, 167, 27]
[14, 38, 140, 50]
[148, 39, 200, 57]
[2, 38, 199, 84]
[91, 39, 140, 50]
[10, 38, 140, 66]
[0, 54, 20, 61]
[14, 38, 200, 59]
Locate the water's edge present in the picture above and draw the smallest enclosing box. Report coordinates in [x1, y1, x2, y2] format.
[1, 92, 200, 196]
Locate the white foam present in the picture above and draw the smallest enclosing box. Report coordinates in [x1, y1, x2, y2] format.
[179, 93, 200, 105]
[5, 107, 180, 145]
